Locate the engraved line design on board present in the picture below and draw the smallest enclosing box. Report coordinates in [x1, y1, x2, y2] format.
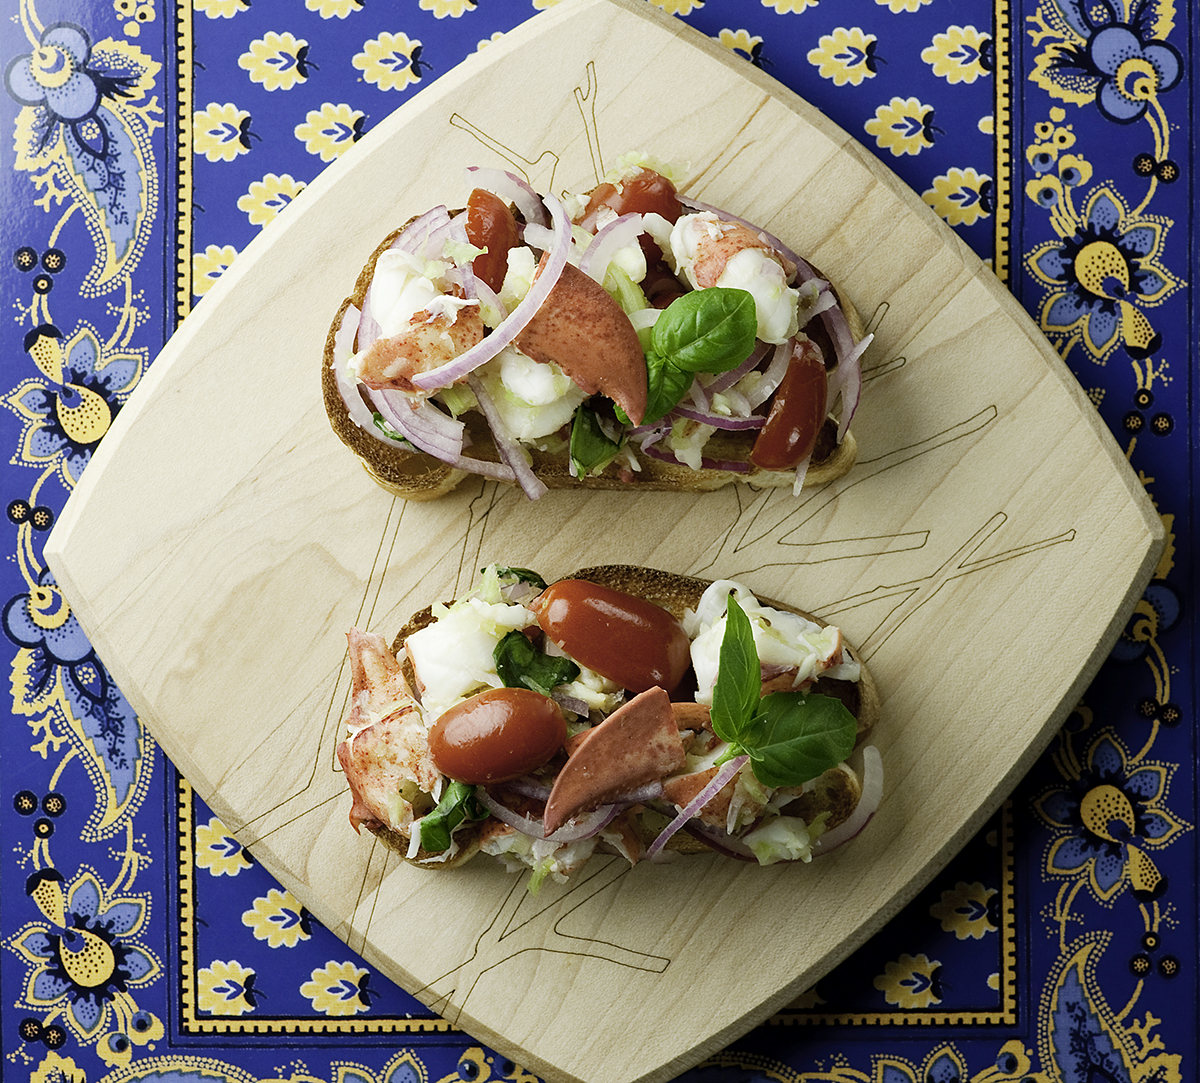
[411, 858, 668, 1025]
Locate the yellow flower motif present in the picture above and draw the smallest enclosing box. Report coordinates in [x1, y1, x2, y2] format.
[808, 27, 878, 86]
[922, 167, 993, 227]
[921, 25, 990, 84]
[352, 32, 426, 92]
[239, 32, 311, 92]
[301, 961, 373, 1016]
[295, 103, 365, 162]
[718, 28, 763, 64]
[193, 102, 254, 162]
[30, 1052, 87, 1083]
[237, 173, 306, 227]
[877, 0, 930, 11]
[864, 96, 936, 156]
[647, 0, 705, 14]
[195, 0, 251, 17]
[194, 813, 253, 871]
[197, 960, 258, 1015]
[420, 0, 476, 16]
[243, 887, 311, 948]
[533, 0, 560, 8]
[762, 0, 818, 12]
[928, 880, 998, 938]
[306, 0, 361, 15]
[873, 953, 943, 1008]
[477, 31, 506, 50]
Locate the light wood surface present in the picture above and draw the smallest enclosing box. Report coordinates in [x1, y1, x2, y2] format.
[45, 2, 1163, 1081]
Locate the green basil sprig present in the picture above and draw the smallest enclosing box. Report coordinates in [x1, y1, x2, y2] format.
[419, 780, 485, 853]
[619, 287, 758, 426]
[494, 630, 580, 697]
[569, 403, 623, 478]
[491, 566, 548, 591]
[711, 595, 856, 788]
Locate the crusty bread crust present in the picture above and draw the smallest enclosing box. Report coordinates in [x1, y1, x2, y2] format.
[322, 221, 864, 501]
[369, 566, 878, 868]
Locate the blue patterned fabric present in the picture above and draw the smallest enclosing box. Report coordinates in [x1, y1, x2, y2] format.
[2, 2, 1194, 1082]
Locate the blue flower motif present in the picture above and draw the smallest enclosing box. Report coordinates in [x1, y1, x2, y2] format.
[4, 568, 142, 808]
[7, 868, 161, 1042]
[1088, 24, 1182, 122]
[1025, 187, 1177, 361]
[8, 323, 142, 487]
[1030, 0, 1182, 123]
[1033, 732, 1188, 902]
[4, 23, 137, 153]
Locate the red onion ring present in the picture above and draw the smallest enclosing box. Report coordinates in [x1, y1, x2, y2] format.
[474, 787, 618, 844]
[467, 374, 548, 500]
[646, 755, 748, 860]
[465, 165, 548, 229]
[579, 212, 644, 284]
[671, 405, 765, 431]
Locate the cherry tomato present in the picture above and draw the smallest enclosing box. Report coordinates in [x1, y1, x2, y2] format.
[428, 688, 566, 784]
[465, 188, 519, 296]
[532, 580, 691, 694]
[578, 169, 684, 272]
[578, 169, 684, 231]
[750, 337, 829, 471]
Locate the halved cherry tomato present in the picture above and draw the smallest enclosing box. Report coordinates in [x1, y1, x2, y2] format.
[532, 580, 691, 694]
[465, 188, 519, 296]
[428, 688, 566, 784]
[578, 168, 684, 232]
[750, 337, 828, 471]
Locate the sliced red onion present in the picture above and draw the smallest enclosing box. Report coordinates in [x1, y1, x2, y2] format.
[474, 787, 618, 843]
[368, 388, 464, 460]
[579, 212, 644, 284]
[683, 821, 757, 861]
[671, 405, 765, 431]
[466, 165, 548, 229]
[410, 190, 572, 391]
[393, 204, 455, 256]
[502, 777, 552, 801]
[472, 277, 507, 325]
[640, 442, 752, 474]
[707, 340, 770, 394]
[646, 755, 748, 860]
[552, 692, 592, 716]
[791, 450, 813, 496]
[745, 340, 793, 409]
[467, 374, 547, 500]
[810, 746, 883, 856]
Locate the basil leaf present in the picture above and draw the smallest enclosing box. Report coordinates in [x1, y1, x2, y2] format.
[494, 630, 580, 696]
[745, 692, 858, 788]
[490, 566, 547, 590]
[652, 287, 758, 374]
[570, 403, 622, 477]
[419, 780, 485, 853]
[640, 354, 696, 427]
[709, 594, 762, 747]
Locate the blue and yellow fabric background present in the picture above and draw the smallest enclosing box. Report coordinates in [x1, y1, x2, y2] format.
[1, 2, 1195, 1082]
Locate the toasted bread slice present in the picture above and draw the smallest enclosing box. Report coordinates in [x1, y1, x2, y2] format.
[358, 566, 878, 870]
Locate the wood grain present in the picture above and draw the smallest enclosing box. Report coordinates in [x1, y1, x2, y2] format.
[45, 1, 1162, 1081]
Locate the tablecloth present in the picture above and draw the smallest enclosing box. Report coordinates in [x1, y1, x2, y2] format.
[1, 1, 1194, 1081]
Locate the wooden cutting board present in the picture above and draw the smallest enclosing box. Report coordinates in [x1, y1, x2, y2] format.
[45, 1, 1163, 1081]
